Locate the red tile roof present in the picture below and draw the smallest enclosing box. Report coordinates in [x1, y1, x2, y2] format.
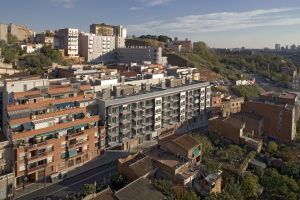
[160, 134, 200, 150]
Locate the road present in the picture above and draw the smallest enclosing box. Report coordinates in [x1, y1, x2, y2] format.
[16, 161, 118, 200]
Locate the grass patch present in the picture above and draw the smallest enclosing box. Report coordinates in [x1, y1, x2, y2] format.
[231, 83, 262, 101]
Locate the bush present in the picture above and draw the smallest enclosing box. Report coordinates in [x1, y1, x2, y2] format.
[231, 83, 262, 101]
[153, 179, 176, 198]
[110, 174, 131, 191]
[81, 184, 96, 198]
[213, 66, 220, 73]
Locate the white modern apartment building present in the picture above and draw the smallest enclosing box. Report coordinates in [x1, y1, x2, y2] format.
[79, 33, 125, 63]
[56, 28, 79, 57]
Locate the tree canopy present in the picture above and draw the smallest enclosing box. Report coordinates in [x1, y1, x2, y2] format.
[7, 33, 19, 44]
[240, 172, 260, 198]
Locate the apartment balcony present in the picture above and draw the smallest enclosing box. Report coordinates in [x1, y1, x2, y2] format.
[170, 111, 179, 117]
[75, 139, 88, 147]
[27, 163, 47, 174]
[163, 107, 171, 112]
[144, 112, 153, 118]
[120, 118, 131, 124]
[143, 128, 153, 135]
[171, 97, 180, 102]
[132, 124, 142, 129]
[108, 141, 119, 148]
[120, 128, 131, 134]
[67, 131, 86, 140]
[194, 92, 200, 96]
[194, 105, 200, 110]
[143, 120, 153, 126]
[27, 152, 48, 162]
[108, 122, 119, 127]
[132, 107, 143, 112]
[108, 111, 119, 117]
[132, 116, 142, 121]
[121, 109, 131, 115]
[143, 103, 153, 109]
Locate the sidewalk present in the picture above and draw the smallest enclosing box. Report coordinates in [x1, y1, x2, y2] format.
[14, 153, 123, 199]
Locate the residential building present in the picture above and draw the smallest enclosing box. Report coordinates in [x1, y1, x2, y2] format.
[275, 44, 280, 51]
[195, 166, 222, 196]
[56, 28, 79, 57]
[116, 46, 168, 65]
[79, 33, 125, 63]
[210, 92, 222, 117]
[28, 30, 35, 42]
[168, 38, 192, 53]
[90, 23, 127, 38]
[0, 24, 8, 43]
[143, 133, 201, 188]
[91, 187, 117, 200]
[166, 67, 200, 80]
[115, 177, 165, 200]
[242, 91, 300, 143]
[209, 116, 262, 152]
[36, 36, 54, 46]
[0, 133, 13, 200]
[158, 133, 202, 163]
[19, 43, 43, 53]
[118, 152, 158, 181]
[231, 112, 264, 137]
[220, 100, 231, 117]
[97, 78, 211, 150]
[168, 43, 182, 53]
[2, 78, 105, 187]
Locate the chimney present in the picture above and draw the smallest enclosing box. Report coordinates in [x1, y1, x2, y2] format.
[161, 80, 166, 88]
[113, 86, 121, 97]
[120, 76, 125, 84]
[182, 77, 186, 85]
[164, 71, 168, 77]
[188, 76, 192, 84]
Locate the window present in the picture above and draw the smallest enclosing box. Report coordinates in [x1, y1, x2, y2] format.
[100, 140, 105, 146]
[61, 161, 66, 167]
[38, 148, 46, 154]
[232, 104, 234, 106]
[68, 160, 74, 166]
[217, 100, 220, 103]
[69, 94, 74, 98]
[156, 100, 161, 104]
[83, 154, 88, 160]
[83, 145, 88, 150]
[61, 142, 67, 148]
[48, 146, 54, 152]
[236, 103, 238, 106]
[95, 142, 99, 147]
[214, 101, 216, 104]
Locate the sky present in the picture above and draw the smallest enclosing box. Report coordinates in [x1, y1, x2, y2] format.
[1, 0, 300, 48]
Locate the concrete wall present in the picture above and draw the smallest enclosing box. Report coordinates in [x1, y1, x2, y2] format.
[0, 24, 8, 43]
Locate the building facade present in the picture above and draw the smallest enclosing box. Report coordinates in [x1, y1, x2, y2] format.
[2, 78, 105, 187]
[56, 28, 79, 57]
[241, 91, 299, 143]
[90, 23, 126, 38]
[79, 33, 125, 63]
[98, 78, 211, 150]
[116, 46, 168, 65]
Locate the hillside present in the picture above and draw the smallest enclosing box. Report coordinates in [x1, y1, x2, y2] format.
[125, 38, 166, 48]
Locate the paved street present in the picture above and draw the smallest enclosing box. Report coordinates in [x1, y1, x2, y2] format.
[15, 161, 118, 200]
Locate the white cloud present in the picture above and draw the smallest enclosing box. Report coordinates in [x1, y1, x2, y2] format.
[127, 7, 300, 33]
[129, 0, 171, 10]
[50, 0, 76, 8]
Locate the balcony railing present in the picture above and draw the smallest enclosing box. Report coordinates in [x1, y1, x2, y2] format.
[27, 163, 47, 174]
[27, 152, 48, 162]
[75, 140, 88, 147]
[143, 103, 153, 108]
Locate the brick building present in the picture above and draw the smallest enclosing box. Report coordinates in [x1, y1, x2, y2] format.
[241, 91, 300, 144]
[2, 78, 105, 187]
[230, 112, 264, 137]
[118, 152, 158, 181]
[209, 117, 262, 152]
[221, 100, 231, 117]
[211, 92, 222, 117]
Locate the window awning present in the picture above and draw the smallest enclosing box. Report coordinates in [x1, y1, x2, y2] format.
[56, 102, 73, 107]
[23, 122, 33, 130]
[57, 127, 73, 132]
[68, 149, 77, 158]
[36, 131, 56, 138]
[73, 123, 87, 130]
[61, 152, 68, 159]
[11, 124, 22, 129]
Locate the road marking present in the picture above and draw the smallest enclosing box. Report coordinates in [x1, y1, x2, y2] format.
[17, 165, 118, 200]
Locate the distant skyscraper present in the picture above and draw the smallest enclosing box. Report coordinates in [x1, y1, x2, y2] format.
[281, 47, 285, 51]
[291, 44, 296, 50]
[286, 45, 289, 49]
[275, 44, 280, 50]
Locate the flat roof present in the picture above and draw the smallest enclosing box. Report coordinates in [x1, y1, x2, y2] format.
[100, 81, 210, 106]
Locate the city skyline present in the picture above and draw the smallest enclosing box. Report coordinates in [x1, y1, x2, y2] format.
[1, 0, 300, 48]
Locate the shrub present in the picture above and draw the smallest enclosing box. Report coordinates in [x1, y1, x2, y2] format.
[213, 66, 220, 73]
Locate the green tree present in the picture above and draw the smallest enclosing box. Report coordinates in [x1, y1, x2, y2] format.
[204, 160, 219, 173]
[132, 35, 136, 39]
[96, 183, 106, 193]
[7, 33, 18, 44]
[240, 172, 260, 198]
[206, 192, 235, 200]
[173, 185, 200, 200]
[278, 144, 290, 152]
[190, 134, 213, 157]
[255, 166, 264, 179]
[267, 141, 278, 154]
[3, 48, 17, 63]
[282, 161, 299, 177]
[281, 74, 291, 85]
[208, 131, 223, 146]
[110, 174, 131, 191]
[81, 184, 96, 198]
[153, 179, 176, 198]
[33, 67, 45, 76]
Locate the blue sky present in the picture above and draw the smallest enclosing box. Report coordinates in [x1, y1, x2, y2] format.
[1, 0, 300, 48]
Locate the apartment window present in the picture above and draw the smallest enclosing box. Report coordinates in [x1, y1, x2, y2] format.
[61, 142, 67, 148]
[232, 104, 234, 106]
[69, 94, 74, 98]
[214, 101, 216, 104]
[47, 146, 54, 152]
[236, 103, 238, 106]
[100, 140, 105, 146]
[61, 161, 67, 167]
[83, 154, 88, 160]
[68, 160, 74, 166]
[95, 142, 100, 147]
[38, 148, 46, 154]
[217, 100, 220, 103]
[156, 100, 161, 104]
